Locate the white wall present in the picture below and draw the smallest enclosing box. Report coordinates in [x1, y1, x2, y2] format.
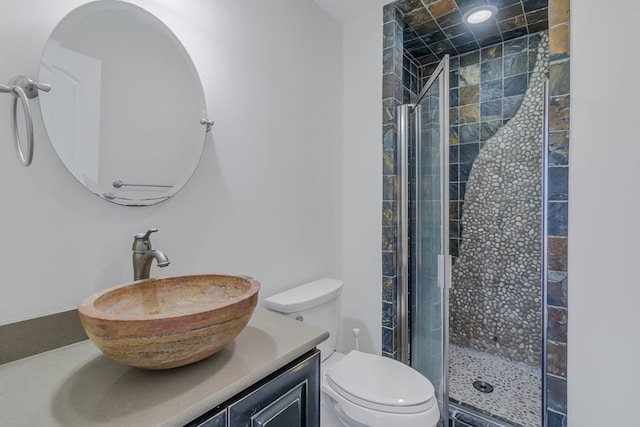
[0, 0, 343, 325]
[341, 7, 384, 354]
[568, 1, 640, 424]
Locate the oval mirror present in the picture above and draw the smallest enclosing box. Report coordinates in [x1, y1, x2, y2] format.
[38, 0, 208, 206]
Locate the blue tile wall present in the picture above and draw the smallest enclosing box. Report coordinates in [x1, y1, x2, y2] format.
[441, 33, 543, 260]
[381, 4, 408, 360]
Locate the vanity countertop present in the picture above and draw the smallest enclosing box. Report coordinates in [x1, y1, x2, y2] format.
[0, 308, 328, 427]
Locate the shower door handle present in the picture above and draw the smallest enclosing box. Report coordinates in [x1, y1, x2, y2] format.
[437, 254, 452, 289]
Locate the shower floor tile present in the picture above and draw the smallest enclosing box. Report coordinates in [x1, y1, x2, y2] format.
[449, 344, 541, 427]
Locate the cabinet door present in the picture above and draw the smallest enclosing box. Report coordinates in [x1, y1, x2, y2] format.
[228, 350, 320, 427]
[189, 408, 226, 427]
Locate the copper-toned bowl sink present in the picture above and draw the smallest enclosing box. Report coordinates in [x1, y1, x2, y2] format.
[78, 274, 260, 370]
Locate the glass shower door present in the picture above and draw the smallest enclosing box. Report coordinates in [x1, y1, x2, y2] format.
[398, 56, 449, 426]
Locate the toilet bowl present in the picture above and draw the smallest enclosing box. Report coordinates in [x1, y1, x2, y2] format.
[322, 350, 439, 427]
[264, 278, 440, 427]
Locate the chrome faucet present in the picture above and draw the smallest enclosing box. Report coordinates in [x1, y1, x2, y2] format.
[132, 229, 170, 280]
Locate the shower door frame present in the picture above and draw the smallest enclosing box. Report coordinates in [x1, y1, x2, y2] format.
[397, 59, 551, 427]
[397, 55, 450, 426]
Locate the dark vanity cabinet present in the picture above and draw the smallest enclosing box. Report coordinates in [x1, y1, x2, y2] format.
[186, 349, 320, 427]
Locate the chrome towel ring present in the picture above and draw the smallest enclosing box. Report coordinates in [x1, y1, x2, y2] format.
[0, 75, 51, 167]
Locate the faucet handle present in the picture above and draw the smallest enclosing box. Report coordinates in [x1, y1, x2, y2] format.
[135, 228, 158, 240]
[132, 228, 159, 251]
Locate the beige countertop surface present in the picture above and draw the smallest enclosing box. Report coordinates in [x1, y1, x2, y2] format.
[0, 308, 328, 427]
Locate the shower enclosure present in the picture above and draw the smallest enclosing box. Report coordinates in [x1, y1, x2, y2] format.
[395, 35, 550, 427]
[397, 56, 450, 420]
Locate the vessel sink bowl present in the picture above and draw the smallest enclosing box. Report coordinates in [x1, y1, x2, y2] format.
[78, 274, 260, 369]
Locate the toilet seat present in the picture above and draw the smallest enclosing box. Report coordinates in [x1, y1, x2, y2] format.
[325, 351, 436, 414]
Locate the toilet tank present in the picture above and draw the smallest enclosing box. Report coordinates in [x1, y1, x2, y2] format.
[264, 278, 342, 361]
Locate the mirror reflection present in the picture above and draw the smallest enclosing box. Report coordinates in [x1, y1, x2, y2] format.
[39, 0, 208, 206]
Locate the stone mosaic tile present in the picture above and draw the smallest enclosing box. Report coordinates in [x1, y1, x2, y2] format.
[482, 44, 503, 62]
[481, 80, 503, 101]
[449, 33, 545, 236]
[547, 201, 567, 236]
[459, 64, 481, 86]
[459, 50, 479, 67]
[546, 270, 567, 307]
[382, 326, 394, 353]
[450, 67, 460, 88]
[548, 95, 569, 131]
[549, 24, 569, 61]
[547, 166, 568, 200]
[479, 121, 500, 142]
[383, 20, 403, 51]
[382, 225, 397, 251]
[382, 201, 397, 226]
[383, 124, 396, 150]
[383, 98, 399, 125]
[504, 36, 529, 55]
[503, 73, 528, 97]
[427, 0, 458, 18]
[504, 52, 529, 76]
[450, 163, 460, 182]
[547, 238, 567, 272]
[546, 374, 567, 413]
[383, 175, 397, 202]
[481, 100, 502, 121]
[385, 47, 403, 76]
[546, 341, 566, 377]
[503, 95, 524, 119]
[549, 0, 569, 26]
[382, 277, 397, 302]
[450, 239, 460, 256]
[459, 125, 480, 144]
[546, 410, 567, 427]
[382, 301, 397, 327]
[461, 104, 480, 123]
[547, 307, 567, 342]
[449, 345, 542, 427]
[549, 60, 570, 96]
[548, 130, 568, 166]
[382, 251, 397, 276]
[383, 73, 404, 100]
[383, 148, 396, 174]
[460, 85, 480, 105]
[450, 33, 549, 365]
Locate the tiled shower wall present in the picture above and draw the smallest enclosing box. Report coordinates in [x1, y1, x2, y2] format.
[382, 0, 569, 425]
[544, 0, 569, 423]
[447, 32, 546, 367]
[382, 5, 414, 359]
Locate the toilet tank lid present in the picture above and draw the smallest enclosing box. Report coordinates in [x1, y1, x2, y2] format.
[264, 278, 343, 313]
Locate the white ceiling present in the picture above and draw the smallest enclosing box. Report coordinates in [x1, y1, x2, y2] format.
[313, 0, 396, 23]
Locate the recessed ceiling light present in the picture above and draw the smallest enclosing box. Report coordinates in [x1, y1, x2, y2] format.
[462, 5, 498, 25]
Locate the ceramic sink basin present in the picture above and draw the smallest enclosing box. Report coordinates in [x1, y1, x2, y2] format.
[78, 274, 260, 369]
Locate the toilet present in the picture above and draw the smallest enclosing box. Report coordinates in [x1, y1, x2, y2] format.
[264, 278, 440, 427]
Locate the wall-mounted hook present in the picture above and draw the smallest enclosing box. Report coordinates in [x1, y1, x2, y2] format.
[200, 118, 214, 133]
[8, 76, 51, 99]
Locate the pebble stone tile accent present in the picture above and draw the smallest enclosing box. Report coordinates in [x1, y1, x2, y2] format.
[449, 33, 549, 366]
[449, 344, 542, 427]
